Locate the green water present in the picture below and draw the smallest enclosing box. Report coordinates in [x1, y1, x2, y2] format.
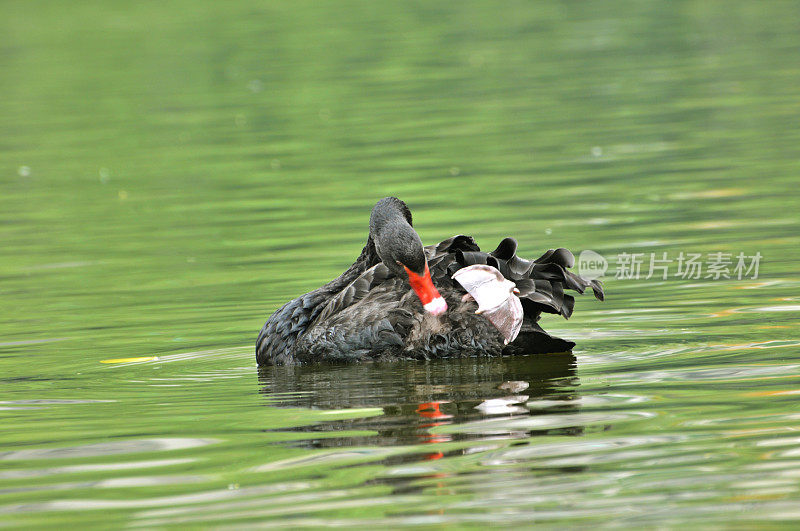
[2, 1, 800, 527]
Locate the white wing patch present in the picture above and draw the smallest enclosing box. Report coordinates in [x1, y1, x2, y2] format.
[452, 264, 523, 345]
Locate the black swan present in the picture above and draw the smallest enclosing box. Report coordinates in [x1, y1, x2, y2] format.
[256, 197, 603, 366]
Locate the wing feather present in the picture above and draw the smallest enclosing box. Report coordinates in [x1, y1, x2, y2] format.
[452, 264, 523, 345]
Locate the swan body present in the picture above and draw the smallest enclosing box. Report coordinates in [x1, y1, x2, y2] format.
[256, 197, 603, 366]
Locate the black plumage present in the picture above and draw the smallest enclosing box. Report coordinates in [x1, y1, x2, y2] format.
[256, 197, 603, 366]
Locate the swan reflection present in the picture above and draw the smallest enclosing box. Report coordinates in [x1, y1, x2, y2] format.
[258, 353, 583, 448]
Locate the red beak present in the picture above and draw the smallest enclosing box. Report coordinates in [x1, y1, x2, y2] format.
[404, 264, 447, 315]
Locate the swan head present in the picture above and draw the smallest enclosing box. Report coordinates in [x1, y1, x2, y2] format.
[369, 197, 447, 316]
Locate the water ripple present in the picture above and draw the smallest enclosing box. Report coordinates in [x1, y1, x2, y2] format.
[0, 438, 217, 461]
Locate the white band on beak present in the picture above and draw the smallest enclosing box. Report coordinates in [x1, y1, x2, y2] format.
[423, 296, 447, 316]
